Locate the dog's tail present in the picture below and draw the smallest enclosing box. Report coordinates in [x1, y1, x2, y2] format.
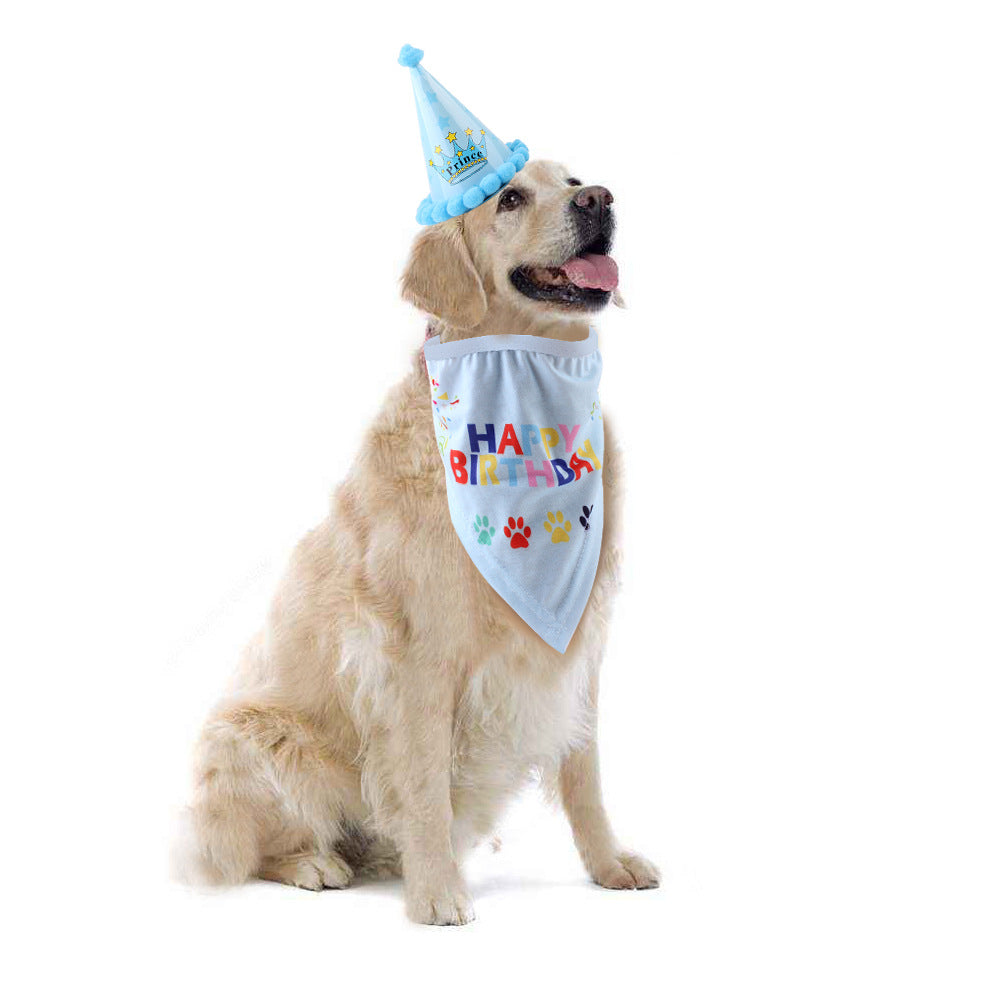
[170, 713, 265, 887]
[170, 807, 256, 887]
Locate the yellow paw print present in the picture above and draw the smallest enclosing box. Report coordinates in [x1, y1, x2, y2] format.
[544, 510, 571, 543]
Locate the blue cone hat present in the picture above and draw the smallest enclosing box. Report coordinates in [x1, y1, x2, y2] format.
[398, 44, 530, 225]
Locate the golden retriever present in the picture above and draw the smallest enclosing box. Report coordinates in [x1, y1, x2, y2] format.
[182, 159, 658, 924]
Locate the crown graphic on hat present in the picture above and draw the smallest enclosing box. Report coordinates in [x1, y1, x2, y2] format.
[398, 44, 530, 225]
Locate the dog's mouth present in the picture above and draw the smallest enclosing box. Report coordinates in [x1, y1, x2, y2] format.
[510, 233, 618, 309]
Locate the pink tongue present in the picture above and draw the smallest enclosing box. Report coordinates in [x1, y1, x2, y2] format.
[561, 253, 619, 291]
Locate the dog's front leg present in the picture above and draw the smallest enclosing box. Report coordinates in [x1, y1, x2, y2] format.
[375, 676, 474, 926]
[559, 739, 660, 890]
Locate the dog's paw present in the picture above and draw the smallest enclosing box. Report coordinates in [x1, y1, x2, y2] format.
[260, 851, 353, 891]
[406, 880, 476, 926]
[592, 851, 660, 890]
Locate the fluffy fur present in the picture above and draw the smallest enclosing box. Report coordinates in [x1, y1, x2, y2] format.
[182, 161, 657, 924]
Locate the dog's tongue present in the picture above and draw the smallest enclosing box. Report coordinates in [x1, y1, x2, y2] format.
[561, 253, 619, 291]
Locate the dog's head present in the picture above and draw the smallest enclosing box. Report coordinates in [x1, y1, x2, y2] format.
[401, 160, 620, 332]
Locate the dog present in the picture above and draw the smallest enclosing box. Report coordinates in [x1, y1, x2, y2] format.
[183, 159, 658, 924]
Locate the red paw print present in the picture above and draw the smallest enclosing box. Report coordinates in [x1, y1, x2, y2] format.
[503, 516, 531, 549]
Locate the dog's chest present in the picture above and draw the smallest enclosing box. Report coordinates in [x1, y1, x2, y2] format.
[450, 651, 591, 785]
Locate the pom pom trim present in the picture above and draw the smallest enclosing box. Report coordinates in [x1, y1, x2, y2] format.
[415, 140, 530, 225]
[397, 44, 423, 68]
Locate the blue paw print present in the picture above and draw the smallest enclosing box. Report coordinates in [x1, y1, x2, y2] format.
[473, 514, 496, 545]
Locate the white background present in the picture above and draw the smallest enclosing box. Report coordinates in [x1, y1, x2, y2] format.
[2, 2, 998, 997]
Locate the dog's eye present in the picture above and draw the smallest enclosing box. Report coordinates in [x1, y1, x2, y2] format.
[497, 188, 524, 212]
[566, 177, 582, 186]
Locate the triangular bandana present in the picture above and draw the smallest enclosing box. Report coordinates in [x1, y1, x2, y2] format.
[424, 331, 604, 653]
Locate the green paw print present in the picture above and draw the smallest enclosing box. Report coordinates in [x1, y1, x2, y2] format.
[473, 514, 496, 545]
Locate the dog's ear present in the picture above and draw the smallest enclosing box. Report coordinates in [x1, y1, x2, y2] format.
[400, 219, 488, 329]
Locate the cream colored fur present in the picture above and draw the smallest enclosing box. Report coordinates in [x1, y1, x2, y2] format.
[183, 161, 658, 924]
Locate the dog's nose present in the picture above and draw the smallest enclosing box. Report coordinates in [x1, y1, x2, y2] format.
[572, 185, 614, 220]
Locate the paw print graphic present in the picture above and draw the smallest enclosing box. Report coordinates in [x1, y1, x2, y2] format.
[472, 514, 496, 545]
[544, 511, 572, 543]
[579, 505, 593, 530]
[503, 516, 531, 549]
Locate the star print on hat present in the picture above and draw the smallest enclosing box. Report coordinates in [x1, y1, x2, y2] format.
[398, 44, 530, 225]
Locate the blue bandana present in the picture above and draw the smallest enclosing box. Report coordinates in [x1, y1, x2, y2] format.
[424, 331, 604, 652]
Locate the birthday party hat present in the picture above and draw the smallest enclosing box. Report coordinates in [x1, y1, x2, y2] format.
[398, 44, 530, 225]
